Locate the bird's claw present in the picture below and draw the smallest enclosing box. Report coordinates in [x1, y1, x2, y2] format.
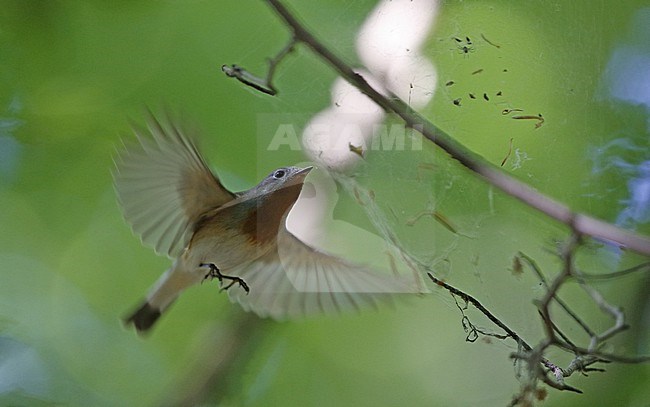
[200, 263, 250, 294]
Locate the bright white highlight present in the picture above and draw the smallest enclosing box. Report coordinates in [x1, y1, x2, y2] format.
[302, 0, 438, 171]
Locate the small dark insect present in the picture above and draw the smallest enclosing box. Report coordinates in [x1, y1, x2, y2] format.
[483, 93, 490, 101]
[471, 68, 484, 75]
[445, 80, 455, 86]
[511, 254, 523, 275]
[469, 93, 476, 99]
[453, 36, 474, 55]
[453, 98, 462, 106]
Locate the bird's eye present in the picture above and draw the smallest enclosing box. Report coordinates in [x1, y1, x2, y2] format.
[273, 169, 286, 179]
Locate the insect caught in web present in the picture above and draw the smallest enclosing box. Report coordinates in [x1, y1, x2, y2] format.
[453, 36, 475, 56]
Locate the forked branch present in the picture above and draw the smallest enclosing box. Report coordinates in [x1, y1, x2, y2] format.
[223, 0, 650, 400]
[254, 0, 650, 256]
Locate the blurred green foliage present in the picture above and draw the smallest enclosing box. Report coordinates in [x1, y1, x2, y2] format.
[0, 1, 648, 406]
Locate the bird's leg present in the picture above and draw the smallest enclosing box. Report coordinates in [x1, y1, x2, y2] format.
[200, 263, 250, 294]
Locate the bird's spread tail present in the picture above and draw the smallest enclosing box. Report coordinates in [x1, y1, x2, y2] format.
[124, 301, 162, 332]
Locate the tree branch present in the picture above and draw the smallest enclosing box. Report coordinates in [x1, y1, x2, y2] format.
[263, 0, 650, 256]
[222, 37, 297, 95]
[427, 272, 533, 351]
[224, 0, 650, 399]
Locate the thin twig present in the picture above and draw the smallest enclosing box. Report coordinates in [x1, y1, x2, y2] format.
[576, 261, 650, 281]
[536, 309, 578, 349]
[427, 272, 532, 351]
[576, 277, 629, 348]
[253, 0, 650, 397]
[222, 64, 277, 95]
[264, 0, 650, 256]
[452, 295, 511, 342]
[535, 233, 582, 341]
[511, 343, 584, 394]
[519, 251, 596, 337]
[222, 37, 297, 95]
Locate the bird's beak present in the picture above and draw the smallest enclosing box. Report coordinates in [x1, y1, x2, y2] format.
[296, 166, 313, 176]
[287, 166, 313, 187]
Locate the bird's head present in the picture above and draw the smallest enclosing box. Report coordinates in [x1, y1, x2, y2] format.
[245, 166, 313, 198]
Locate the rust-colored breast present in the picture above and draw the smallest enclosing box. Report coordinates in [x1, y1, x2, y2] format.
[241, 183, 303, 246]
[190, 183, 303, 252]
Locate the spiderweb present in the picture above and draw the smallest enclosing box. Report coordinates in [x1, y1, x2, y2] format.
[255, 1, 650, 404]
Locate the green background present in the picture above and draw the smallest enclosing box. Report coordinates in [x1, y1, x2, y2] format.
[1, 1, 648, 406]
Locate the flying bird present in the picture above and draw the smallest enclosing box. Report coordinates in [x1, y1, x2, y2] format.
[114, 113, 416, 332]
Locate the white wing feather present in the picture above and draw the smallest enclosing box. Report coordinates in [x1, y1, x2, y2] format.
[113, 114, 235, 258]
[227, 213, 420, 319]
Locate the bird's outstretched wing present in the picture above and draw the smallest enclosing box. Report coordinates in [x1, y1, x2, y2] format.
[113, 113, 236, 258]
[227, 212, 421, 319]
